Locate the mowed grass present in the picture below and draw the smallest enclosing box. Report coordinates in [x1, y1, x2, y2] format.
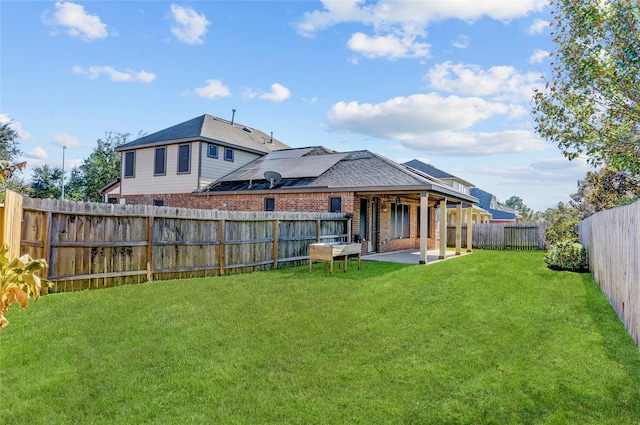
[1, 250, 639, 424]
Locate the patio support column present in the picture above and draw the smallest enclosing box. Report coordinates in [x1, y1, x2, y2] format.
[466, 205, 473, 252]
[455, 204, 462, 255]
[439, 199, 447, 259]
[419, 192, 429, 264]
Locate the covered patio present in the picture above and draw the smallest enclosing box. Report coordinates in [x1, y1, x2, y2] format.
[361, 248, 471, 265]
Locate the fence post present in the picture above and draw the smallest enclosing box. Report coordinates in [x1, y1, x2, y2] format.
[146, 215, 154, 282]
[2, 189, 23, 259]
[219, 219, 225, 276]
[273, 219, 279, 269]
[316, 219, 321, 242]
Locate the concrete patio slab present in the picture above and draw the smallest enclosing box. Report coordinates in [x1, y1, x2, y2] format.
[361, 249, 471, 265]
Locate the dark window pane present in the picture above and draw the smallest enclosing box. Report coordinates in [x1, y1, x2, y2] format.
[153, 200, 164, 207]
[124, 151, 135, 177]
[224, 148, 234, 162]
[154, 147, 166, 175]
[264, 198, 275, 211]
[178, 144, 190, 173]
[208, 144, 218, 158]
[329, 197, 341, 212]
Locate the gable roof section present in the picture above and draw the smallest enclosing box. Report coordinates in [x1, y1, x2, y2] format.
[404, 159, 475, 188]
[470, 187, 517, 220]
[201, 147, 477, 204]
[403, 159, 454, 179]
[116, 114, 290, 154]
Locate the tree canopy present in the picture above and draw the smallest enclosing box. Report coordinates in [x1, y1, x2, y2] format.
[0, 121, 21, 162]
[532, 0, 640, 173]
[504, 195, 539, 223]
[570, 168, 640, 219]
[69, 132, 131, 202]
[29, 165, 63, 199]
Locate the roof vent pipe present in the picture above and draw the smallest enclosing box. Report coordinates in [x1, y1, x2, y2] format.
[231, 109, 236, 126]
[270, 131, 273, 143]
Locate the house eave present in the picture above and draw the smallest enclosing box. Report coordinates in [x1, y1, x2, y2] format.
[195, 183, 478, 204]
[115, 137, 273, 156]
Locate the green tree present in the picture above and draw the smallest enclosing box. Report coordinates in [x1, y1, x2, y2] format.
[30, 164, 63, 199]
[0, 121, 21, 162]
[72, 132, 132, 202]
[541, 201, 580, 247]
[570, 168, 640, 219]
[504, 195, 538, 222]
[531, 1, 640, 173]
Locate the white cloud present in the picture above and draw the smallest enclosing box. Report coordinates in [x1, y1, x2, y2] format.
[529, 19, 550, 34]
[296, 0, 545, 36]
[25, 147, 48, 160]
[472, 157, 591, 183]
[170, 4, 211, 45]
[398, 130, 549, 156]
[0, 114, 31, 140]
[296, 1, 544, 61]
[259, 83, 291, 103]
[73, 65, 156, 83]
[327, 93, 509, 136]
[426, 62, 540, 103]
[194, 80, 231, 99]
[452, 35, 469, 49]
[52, 133, 83, 148]
[46, 1, 108, 41]
[347, 32, 430, 59]
[529, 48, 550, 64]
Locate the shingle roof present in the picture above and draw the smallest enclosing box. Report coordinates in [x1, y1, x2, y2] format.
[201, 147, 477, 203]
[116, 114, 290, 154]
[403, 159, 455, 179]
[470, 187, 517, 220]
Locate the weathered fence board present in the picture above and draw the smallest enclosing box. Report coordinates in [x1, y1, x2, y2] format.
[7, 192, 348, 291]
[447, 223, 546, 250]
[578, 200, 640, 347]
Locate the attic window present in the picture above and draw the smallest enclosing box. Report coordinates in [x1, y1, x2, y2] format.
[208, 144, 218, 158]
[224, 148, 234, 162]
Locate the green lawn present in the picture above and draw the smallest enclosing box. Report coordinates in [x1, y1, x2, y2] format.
[1, 250, 639, 424]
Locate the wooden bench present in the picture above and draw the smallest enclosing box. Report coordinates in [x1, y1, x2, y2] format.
[309, 242, 361, 274]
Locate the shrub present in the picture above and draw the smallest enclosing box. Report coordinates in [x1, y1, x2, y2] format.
[545, 240, 589, 272]
[542, 202, 579, 247]
[0, 244, 52, 329]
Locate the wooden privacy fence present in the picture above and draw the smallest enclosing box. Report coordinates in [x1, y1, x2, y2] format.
[447, 223, 546, 250]
[2, 191, 349, 292]
[578, 200, 640, 347]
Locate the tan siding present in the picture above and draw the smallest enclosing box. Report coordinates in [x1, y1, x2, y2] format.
[199, 143, 261, 189]
[120, 144, 199, 196]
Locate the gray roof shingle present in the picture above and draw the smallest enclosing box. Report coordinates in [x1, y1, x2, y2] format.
[116, 114, 290, 154]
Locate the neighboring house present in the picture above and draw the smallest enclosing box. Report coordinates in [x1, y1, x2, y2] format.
[195, 147, 478, 261]
[98, 179, 120, 203]
[403, 160, 492, 224]
[114, 114, 290, 206]
[470, 188, 520, 223]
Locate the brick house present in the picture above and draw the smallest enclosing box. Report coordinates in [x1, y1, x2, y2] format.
[113, 113, 289, 206]
[195, 147, 478, 263]
[112, 114, 477, 262]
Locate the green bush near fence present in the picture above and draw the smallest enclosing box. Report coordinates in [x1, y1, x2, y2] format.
[545, 240, 589, 272]
[1, 250, 639, 424]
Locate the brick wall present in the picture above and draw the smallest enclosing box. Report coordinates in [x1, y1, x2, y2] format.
[122, 191, 355, 213]
[121, 191, 438, 254]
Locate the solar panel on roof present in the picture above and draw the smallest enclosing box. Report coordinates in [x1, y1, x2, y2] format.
[220, 153, 348, 181]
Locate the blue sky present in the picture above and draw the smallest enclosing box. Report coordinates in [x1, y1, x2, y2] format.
[1, 0, 593, 211]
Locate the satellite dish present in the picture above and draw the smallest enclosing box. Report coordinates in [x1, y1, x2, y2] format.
[264, 171, 282, 189]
